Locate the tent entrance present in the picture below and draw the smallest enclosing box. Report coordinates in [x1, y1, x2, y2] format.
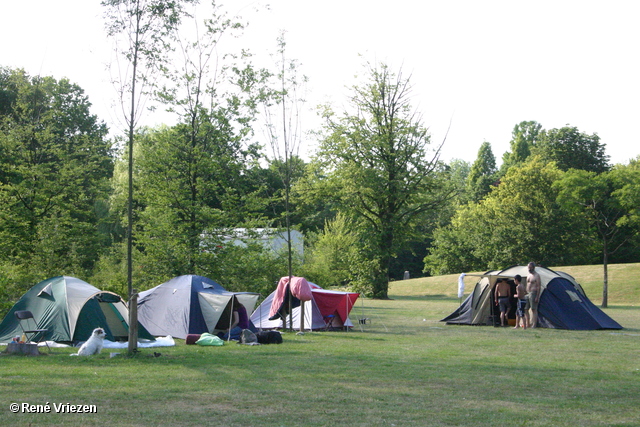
[197, 292, 260, 333]
[75, 296, 128, 342]
[74, 294, 154, 342]
[490, 280, 518, 326]
[101, 302, 129, 340]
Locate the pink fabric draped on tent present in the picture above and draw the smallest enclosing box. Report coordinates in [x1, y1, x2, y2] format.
[251, 284, 360, 331]
[268, 276, 318, 318]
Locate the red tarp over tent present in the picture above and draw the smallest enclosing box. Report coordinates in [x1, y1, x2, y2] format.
[312, 289, 360, 325]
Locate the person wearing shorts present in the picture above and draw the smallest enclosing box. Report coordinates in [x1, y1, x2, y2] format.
[494, 278, 512, 327]
[526, 262, 541, 328]
[513, 274, 529, 329]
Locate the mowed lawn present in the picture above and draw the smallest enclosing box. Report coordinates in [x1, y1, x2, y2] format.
[1, 264, 639, 426]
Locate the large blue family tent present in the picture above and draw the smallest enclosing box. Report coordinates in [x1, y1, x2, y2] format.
[442, 265, 622, 330]
[137, 275, 260, 339]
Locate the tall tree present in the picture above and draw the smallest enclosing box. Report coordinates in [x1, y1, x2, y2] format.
[259, 32, 309, 328]
[261, 32, 308, 284]
[467, 141, 497, 202]
[534, 125, 610, 173]
[138, 1, 263, 279]
[102, 0, 196, 352]
[317, 62, 449, 298]
[425, 157, 594, 274]
[0, 68, 113, 287]
[484, 157, 592, 267]
[555, 165, 640, 307]
[500, 120, 542, 174]
[111, 1, 274, 290]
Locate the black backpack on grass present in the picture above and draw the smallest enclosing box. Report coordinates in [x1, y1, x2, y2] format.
[256, 331, 283, 344]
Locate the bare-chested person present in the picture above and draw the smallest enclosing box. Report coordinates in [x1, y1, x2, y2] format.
[526, 262, 541, 328]
[513, 274, 529, 329]
[494, 278, 512, 327]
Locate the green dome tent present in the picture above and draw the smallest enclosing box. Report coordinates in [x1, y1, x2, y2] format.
[0, 276, 154, 344]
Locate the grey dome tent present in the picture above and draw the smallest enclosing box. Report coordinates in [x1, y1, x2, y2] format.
[0, 276, 154, 344]
[442, 265, 622, 330]
[137, 275, 260, 339]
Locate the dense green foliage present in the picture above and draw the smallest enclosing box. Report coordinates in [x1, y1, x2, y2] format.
[467, 141, 497, 202]
[555, 164, 640, 306]
[534, 126, 610, 173]
[310, 63, 452, 298]
[499, 120, 541, 174]
[425, 158, 595, 275]
[299, 213, 361, 288]
[0, 68, 113, 311]
[425, 121, 639, 281]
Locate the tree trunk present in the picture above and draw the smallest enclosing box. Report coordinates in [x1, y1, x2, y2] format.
[6, 342, 40, 356]
[371, 229, 393, 299]
[126, 5, 142, 354]
[128, 291, 139, 355]
[371, 274, 389, 299]
[371, 242, 391, 299]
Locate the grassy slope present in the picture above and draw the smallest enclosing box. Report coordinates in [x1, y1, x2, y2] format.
[1, 263, 639, 427]
[389, 262, 640, 306]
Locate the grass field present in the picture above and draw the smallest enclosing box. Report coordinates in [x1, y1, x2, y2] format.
[1, 264, 639, 426]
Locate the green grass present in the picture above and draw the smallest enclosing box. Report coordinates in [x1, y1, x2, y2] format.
[2, 263, 640, 426]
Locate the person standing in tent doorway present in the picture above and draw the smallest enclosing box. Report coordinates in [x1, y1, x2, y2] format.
[494, 278, 511, 327]
[513, 274, 529, 329]
[220, 297, 250, 341]
[526, 262, 541, 328]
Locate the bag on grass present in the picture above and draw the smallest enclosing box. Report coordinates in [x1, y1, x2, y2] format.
[256, 331, 283, 344]
[195, 333, 224, 346]
[240, 329, 258, 344]
[185, 334, 201, 345]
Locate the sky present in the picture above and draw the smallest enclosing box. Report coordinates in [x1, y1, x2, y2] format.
[2, 0, 639, 166]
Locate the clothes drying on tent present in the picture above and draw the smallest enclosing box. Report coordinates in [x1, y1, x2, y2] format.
[0, 276, 154, 344]
[252, 280, 360, 330]
[268, 276, 318, 321]
[137, 275, 259, 339]
[442, 265, 622, 330]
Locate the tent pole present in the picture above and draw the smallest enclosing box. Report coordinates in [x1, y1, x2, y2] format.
[359, 296, 365, 332]
[127, 290, 138, 355]
[258, 295, 263, 332]
[345, 293, 351, 331]
[299, 299, 305, 333]
[227, 297, 235, 342]
[299, 277, 305, 333]
[288, 279, 292, 331]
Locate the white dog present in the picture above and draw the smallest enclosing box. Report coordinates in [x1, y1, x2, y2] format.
[74, 327, 106, 356]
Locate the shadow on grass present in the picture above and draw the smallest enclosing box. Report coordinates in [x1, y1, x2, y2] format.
[306, 332, 387, 341]
[388, 294, 459, 302]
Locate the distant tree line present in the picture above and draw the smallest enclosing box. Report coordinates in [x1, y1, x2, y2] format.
[425, 122, 640, 307]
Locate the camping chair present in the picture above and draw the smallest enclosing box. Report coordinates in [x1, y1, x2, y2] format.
[14, 310, 50, 352]
[323, 314, 336, 331]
